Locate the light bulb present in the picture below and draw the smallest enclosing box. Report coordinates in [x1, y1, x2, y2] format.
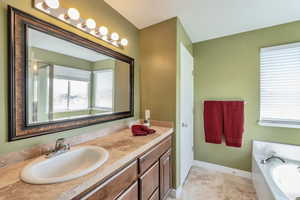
[120, 38, 128, 46]
[98, 26, 108, 36]
[66, 8, 80, 20]
[42, 0, 60, 10]
[111, 32, 119, 41]
[86, 18, 96, 29]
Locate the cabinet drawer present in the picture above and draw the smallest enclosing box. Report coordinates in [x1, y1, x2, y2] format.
[139, 162, 159, 200]
[116, 181, 138, 200]
[139, 136, 171, 174]
[148, 189, 159, 200]
[82, 161, 138, 200]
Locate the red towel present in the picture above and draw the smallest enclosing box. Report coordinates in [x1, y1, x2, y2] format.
[203, 101, 223, 144]
[223, 101, 244, 148]
[131, 125, 156, 136]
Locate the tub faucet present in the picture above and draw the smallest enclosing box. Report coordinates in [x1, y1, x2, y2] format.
[261, 154, 286, 164]
[46, 138, 70, 158]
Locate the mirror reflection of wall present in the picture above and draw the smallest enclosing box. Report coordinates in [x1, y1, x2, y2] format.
[27, 28, 130, 125]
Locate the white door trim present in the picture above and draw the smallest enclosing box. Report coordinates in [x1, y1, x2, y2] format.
[179, 42, 194, 186]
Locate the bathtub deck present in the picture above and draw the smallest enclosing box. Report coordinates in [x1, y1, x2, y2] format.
[168, 166, 257, 200]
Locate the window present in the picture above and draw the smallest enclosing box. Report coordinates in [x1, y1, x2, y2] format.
[94, 70, 113, 110]
[52, 66, 90, 112]
[69, 80, 89, 110]
[53, 79, 69, 112]
[260, 42, 300, 128]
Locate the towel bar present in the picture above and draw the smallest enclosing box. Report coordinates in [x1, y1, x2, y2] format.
[201, 99, 248, 104]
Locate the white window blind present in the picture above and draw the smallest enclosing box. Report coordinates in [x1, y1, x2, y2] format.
[53, 65, 91, 82]
[260, 42, 300, 127]
[52, 65, 90, 112]
[94, 70, 113, 110]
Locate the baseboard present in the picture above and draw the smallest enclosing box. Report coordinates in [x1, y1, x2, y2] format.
[169, 185, 183, 199]
[193, 160, 252, 179]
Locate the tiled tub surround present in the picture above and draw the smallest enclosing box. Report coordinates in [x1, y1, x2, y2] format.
[0, 122, 173, 200]
[252, 141, 300, 200]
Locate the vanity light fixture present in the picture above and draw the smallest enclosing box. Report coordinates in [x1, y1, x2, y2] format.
[65, 8, 80, 20]
[120, 38, 128, 46]
[59, 8, 80, 21]
[41, 0, 60, 10]
[98, 26, 108, 36]
[111, 32, 119, 41]
[81, 18, 96, 30]
[33, 0, 128, 48]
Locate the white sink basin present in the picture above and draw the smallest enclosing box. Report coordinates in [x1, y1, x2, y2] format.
[21, 145, 109, 184]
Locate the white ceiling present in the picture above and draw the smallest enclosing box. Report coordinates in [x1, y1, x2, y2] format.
[104, 0, 300, 42]
[28, 28, 109, 62]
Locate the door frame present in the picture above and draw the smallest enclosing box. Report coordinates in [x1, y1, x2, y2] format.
[178, 42, 194, 186]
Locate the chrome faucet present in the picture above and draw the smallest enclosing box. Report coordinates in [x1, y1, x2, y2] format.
[261, 154, 286, 164]
[46, 138, 70, 158]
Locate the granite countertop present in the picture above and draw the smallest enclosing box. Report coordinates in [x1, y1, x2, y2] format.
[0, 125, 173, 200]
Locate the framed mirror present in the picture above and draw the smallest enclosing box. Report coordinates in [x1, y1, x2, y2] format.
[8, 7, 134, 141]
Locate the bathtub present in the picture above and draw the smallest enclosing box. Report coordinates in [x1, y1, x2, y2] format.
[252, 141, 300, 200]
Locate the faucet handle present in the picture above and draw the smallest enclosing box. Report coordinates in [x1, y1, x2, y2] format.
[56, 138, 65, 143]
[55, 138, 65, 149]
[65, 144, 71, 150]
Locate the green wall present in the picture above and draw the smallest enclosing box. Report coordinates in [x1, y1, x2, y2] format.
[140, 17, 193, 188]
[193, 20, 300, 171]
[92, 59, 116, 70]
[0, 0, 140, 155]
[140, 18, 177, 187]
[140, 18, 177, 122]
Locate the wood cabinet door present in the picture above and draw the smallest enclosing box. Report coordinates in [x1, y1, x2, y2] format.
[80, 161, 138, 200]
[116, 181, 138, 200]
[159, 149, 172, 200]
[139, 137, 171, 174]
[139, 162, 159, 200]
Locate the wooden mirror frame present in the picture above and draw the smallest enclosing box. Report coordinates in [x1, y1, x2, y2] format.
[8, 6, 134, 141]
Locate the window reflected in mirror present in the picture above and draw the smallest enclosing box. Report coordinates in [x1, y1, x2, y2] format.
[27, 27, 130, 125]
[94, 69, 113, 110]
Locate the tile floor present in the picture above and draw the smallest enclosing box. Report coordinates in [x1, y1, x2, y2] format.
[167, 166, 257, 200]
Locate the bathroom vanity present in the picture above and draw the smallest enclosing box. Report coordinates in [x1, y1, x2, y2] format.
[77, 135, 172, 200]
[0, 125, 173, 200]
